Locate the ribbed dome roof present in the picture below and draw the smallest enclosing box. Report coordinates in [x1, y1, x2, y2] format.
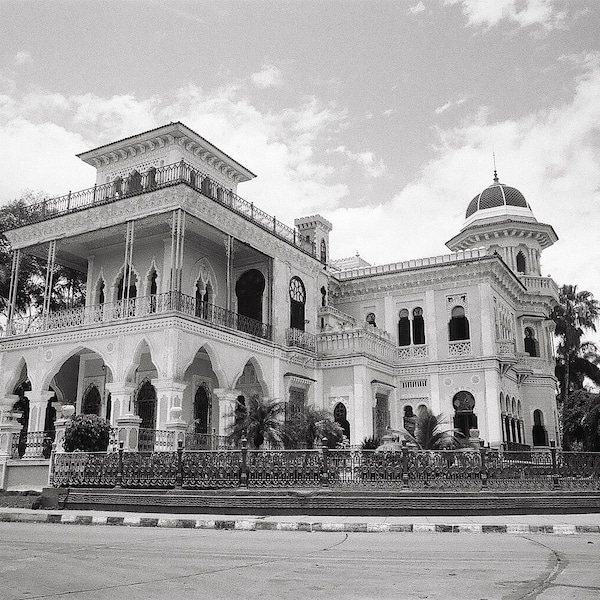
[465, 175, 530, 219]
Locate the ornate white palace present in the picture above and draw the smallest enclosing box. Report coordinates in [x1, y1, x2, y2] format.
[0, 122, 559, 488]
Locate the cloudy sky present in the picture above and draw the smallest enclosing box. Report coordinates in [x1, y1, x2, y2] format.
[1, 0, 600, 328]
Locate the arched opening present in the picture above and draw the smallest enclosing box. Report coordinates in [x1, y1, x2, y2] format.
[113, 176, 123, 197]
[365, 312, 377, 327]
[398, 309, 411, 346]
[116, 265, 137, 303]
[452, 391, 477, 439]
[236, 269, 265, 324]
[129, 170, 142, 193]
[524, 327, 538, 357]
[516, 250, 526, 274]
[146, 166, 157, 189]
[135, 380, 157, 431]
[289, 276, 306, 331]
[374, 394, 390, 440]
[195, 280, 213, 319]
[12, 378, 31, 458]
[320, 239, 327, 264]
[148, 268, 158, 313]
[193, 384, 211, 434]
[95, 278, 105, 305]
[532, 409, 548, 446]
[82, 383, 102, 415]
[449, 306, 470, 341]
[333, 402, 350, 441]
[403, 405, 417, 436]
[412, 307, 425, 345]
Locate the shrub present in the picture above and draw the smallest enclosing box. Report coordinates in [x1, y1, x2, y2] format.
[63, 414, 111, 452]
[361, 436, 381, 450]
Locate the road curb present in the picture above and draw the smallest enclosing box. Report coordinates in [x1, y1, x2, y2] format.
[1, 511, 599, 534]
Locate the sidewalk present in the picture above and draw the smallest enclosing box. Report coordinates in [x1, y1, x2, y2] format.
[2, 507, 600, 534]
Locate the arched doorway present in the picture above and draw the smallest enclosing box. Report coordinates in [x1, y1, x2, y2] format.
[193, 384, 211, 434]
[289, 277, 306, 331]
[82, 384, 102, 415]
[334, 402, 350, 441]
[12, 379, 31, 458]
[452, 391, 477, 439]
[236, 269, 265, 324]
[532, 409, 548, 446]
[135, 380, 157, 430]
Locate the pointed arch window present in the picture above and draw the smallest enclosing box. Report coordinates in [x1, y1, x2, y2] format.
[236, 269, 265, 323]
[148, 268, 158, 313]
[524, 327, 538, 357]
[398, 309, 411, 346]
[532, 409, 548, 446]
[289, 276, 306, 331]
[96, 279, 105, 305]
[129, 170, 142, 193]
[146, 166, 157, 189]
[412, 307, 425, 345]
[516, 251, 526, 274]
[82, 384, 102, 415]
[320, 239, 327, 264]
[449, 306, 470, 341]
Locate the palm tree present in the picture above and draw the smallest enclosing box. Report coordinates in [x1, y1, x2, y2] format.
[283, 406, 344, 449]
[404, 408, 467, 450]
[227, 396, 285, 449]
[551, 285, 600, 402]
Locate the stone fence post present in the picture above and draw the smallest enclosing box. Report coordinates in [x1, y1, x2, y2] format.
[116, 415, 142, 451]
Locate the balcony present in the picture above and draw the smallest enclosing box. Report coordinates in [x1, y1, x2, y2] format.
[396, 345, 429, 361]
[448, 340, 472, 357]
[5, 292, 272, 341]
[286, 328, 317, 352]
[520, 275, 559, 299]
[8, 160, 316, 258]
[317, 325, 397, 362]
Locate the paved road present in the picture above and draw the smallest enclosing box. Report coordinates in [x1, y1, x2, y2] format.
[1, 523, 599, 599]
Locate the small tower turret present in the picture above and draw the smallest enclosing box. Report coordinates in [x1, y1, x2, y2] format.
[295, 214, 333, 265]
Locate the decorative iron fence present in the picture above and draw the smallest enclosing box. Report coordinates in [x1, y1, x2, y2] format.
[49, 444, 600, 491]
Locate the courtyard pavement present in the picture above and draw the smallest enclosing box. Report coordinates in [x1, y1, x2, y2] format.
[2, 506, 600, 534]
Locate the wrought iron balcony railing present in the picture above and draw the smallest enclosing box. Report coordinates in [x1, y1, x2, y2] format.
[6, 291, 272, 341]
[286, 328, 317, 352]
[8, 160, 316, 258]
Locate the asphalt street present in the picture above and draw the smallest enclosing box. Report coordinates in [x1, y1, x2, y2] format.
[1, 522, 600, 599]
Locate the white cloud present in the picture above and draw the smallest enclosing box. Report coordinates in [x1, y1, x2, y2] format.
[14, 51, 32, 65]
[0, 84, 349, 223]
[250, 64, 284, 89]
[329, 146, 386, 178]
[409, 2, 427, 14]
[435, 97, 467, 114]
[444, 0, 568, 29]
[327, 52, 600, 316]
[383, 108, 394, 117]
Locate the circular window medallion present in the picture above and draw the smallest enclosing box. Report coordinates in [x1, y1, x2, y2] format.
[107, 342, 115, 354]
[444, 377, 453, 386]
[45, 350, 53, 362]
[471, 375, 480, 385]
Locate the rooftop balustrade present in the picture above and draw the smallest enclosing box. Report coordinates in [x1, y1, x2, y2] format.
[8, 160, 316, 258]
[5, 292, 272, 341]
[316, 325, 397, 361]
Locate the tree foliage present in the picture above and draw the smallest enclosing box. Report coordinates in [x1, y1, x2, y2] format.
[551, 284, 600, 401]
[283, 406, 344, 449]
[0, 193, 86, 329]
[404, 408, 468, 450]
[227, 396, 286, 449]
[561, 390, 600, 451]
[63, 414, 111, 452]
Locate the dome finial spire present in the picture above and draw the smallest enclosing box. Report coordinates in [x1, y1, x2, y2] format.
[493, 151, 499, 183]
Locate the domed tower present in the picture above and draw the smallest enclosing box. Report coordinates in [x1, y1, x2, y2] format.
[446, 172, 558, 276]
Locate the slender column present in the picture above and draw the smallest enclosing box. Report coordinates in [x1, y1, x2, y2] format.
[7, 249, 21, 328]
[152, 379, 187, 430]
[122, 221, 135, 303]
[213, 388, 241, 436]
[105, 382, 137, 425]
[42, 240, 57, 317]
[225, 235, 233, 311]
[169, 210, 185, 295]
[23, 390, 55, 459]
[85, 255, 95, 308]
[169, 211, 177, 293]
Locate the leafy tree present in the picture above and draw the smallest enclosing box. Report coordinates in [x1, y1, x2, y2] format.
[551, 284, 600, 402]
[561, 390, 600, 451]
[63, 414, 111, 452]
[227, 396, 285, 449]
[0, 193, 86, 331]
[404, 408, 467, 450]
[283, 406, 344, 449]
